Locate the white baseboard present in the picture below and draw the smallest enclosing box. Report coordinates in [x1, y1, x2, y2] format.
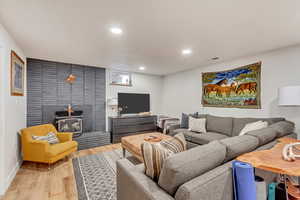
[0, 160, 22, 196]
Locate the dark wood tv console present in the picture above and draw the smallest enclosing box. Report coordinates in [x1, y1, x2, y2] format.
[109, 115, 157, 143]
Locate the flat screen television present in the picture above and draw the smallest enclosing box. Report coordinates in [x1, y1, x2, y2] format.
[118, 93, 150, 114]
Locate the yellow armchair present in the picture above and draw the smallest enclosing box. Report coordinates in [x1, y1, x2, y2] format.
[20, 124, 78, 164]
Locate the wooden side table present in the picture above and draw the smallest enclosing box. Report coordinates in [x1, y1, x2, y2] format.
[236, 137, 300, 200]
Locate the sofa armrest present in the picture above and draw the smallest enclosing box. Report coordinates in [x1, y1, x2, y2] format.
[57, 132, 73, 142]
[175, 162, 234, 200]
[168, 124, 181, 136]
[29, 140, 50, 155]
[117, 159, 174, 200]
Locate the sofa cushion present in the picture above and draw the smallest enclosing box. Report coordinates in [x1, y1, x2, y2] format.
[219, 135, 259, 161]
[158, 141, 226, 196]
[239, 121, 268, 136]
[206, 115, 233, 136]
[232, 117, 285, 136]
[181, 112, 199, 128]
[269, 121, 295, 137]
[161, 133, 187, 153]
[264, 117, 286, 124]
[173, 129, 195, 141]
[191, 132, 229, 145]
[47, 141, 77, 157]
[189, 117, 206, 133]
[141, 142, 174, 181]
[245, 127, 277, 146]
[32, 132, 59, 144]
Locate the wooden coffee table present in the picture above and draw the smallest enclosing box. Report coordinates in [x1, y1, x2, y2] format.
[121, 132, 173, 162]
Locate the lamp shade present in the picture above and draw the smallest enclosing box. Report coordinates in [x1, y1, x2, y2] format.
[278, 86, 300, 106]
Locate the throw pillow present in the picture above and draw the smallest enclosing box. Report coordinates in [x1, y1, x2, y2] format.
[141, 142, 173, 181]
[188, 116, 206, 133]
[160, 133, 187, 153]
[180, 112, 198, 128]
[141, 133, 187, 181]
[32, 132, 59, 144]
[239, 121, 268, 136]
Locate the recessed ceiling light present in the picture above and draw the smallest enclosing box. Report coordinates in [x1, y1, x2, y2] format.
[182, 49, 192, 55]
[211, 57, 219, 60]
[139, 66, 146, 70]
[110, 27, 123, 35]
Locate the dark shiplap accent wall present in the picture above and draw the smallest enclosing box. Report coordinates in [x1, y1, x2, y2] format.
[27, 58, 106, 131]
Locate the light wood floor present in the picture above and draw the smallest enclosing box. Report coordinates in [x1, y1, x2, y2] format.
[1, 143, 121, 200]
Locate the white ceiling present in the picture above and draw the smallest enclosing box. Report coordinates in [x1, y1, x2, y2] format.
[1, 0, 300, 75]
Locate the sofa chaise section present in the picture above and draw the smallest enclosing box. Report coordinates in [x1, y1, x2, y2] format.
[117, 115, 296, 200]
[117, 159, 174, 200]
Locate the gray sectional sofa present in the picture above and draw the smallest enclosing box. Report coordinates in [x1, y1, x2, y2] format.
[117, 115, 296, 200]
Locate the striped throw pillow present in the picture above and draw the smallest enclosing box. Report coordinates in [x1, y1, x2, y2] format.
[141, 133, 187, 181]
[32, 132, 59, 144]
[160, 133, 187, 153]
[141, 142, 173, 181]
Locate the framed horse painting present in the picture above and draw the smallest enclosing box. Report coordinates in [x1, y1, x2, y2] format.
[202, 62, 261, 109]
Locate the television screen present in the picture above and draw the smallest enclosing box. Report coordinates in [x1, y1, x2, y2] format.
[118, 93, 150, 114]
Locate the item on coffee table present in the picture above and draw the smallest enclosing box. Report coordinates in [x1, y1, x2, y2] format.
[144, 135, 162, 142]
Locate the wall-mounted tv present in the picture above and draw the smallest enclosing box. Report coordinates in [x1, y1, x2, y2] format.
[118, 93, 150, 114]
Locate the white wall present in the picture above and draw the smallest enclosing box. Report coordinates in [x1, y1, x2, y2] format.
[106, 71, 163, 128]
[162, 45, 300, 134]
[0, 24, 26, 195]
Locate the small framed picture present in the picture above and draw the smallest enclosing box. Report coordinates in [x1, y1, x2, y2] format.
[109, 70, 132, 86]
[11, 50, 25, 96]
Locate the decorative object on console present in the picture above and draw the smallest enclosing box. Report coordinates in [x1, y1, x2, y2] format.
[10, 50, 25, 96]
[107, 98, 120, 116]
[202, 62, 261, 109]
[107, 98, 118, 107]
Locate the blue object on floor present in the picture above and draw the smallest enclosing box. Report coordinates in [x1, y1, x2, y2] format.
[268, 183, 276, 200]
[232, 161, 257, 200]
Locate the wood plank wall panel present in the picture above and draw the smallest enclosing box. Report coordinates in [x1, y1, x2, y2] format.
[42, 61, 57, 106]
[27, 60, 42, 126]
[71, 65, 84, 105]
[95, 69, 106, 131]
[84, 67, 96, 130]
[27, 58, 106, 131]
[57, 63, 72, 105]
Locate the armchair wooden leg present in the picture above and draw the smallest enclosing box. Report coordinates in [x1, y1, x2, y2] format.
[48, 163, 51, 170]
